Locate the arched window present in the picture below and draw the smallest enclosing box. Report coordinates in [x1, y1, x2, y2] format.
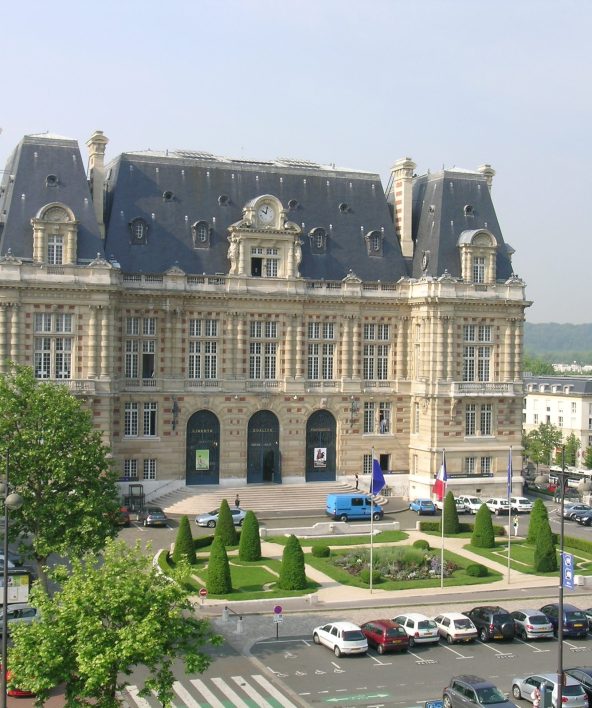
[309, 227, 326, 253]
[129, 218, 148, 245]
[365, 230, 383, 256]
[192, 220, 210, 249]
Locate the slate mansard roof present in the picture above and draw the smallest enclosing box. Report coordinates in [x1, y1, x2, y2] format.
[0, 134, 515, 282]
[524, 376, 592, 395]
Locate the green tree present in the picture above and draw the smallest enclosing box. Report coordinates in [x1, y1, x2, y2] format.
[238, 511, 261, 561]
[9, 539, 219, 707]
[523, 354, 555, 375]
[0, 364, 120, 589]
[471, 504, 495, 548]
[533, 516, 557, 572]
[527, 498, 549, 544]
[278, 534, 307, 590]
[172, 515, 197, 565]
[214, 499, 238, 547]
[206, 536, 232, 594]
[584, 447, 592, 470]
[442, 491, 460, 534]
[523, 423, 562, 469]
[564, 433, 581, 467]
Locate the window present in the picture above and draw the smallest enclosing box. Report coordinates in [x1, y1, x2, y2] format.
[251, 247, 279, 278]
[309, 227, 326, 253]
[364, 402, 375, 434]
[465, 404, 476, 436]
[129, 218, 148, 244]
[188, 318, 218, 380]
[363, 324, 390, 380]
[125, 316, 156, 379]
[47, 235, 63, 265]
[363, 454, 373, 474]
[480, 457, 491, 475]
[143, 402, 157, 436]
[379, 402, 391, 433]
[472, 256, 485, 283]
[307, 321, 334, 380]
[462, 324, 492, 382]
[143, 459, 156, 480]
[34, 312, 73, 379]
[534, 413, 539, 424]
[364, 230, 383, 256]
[124, 403, 139, 437]
[480, 404, 492, 435]
[572, 402, 577, 414]
[249, 320, 278, 380]
[123, 459, 138, 479]
[413, 402, 420, 434]
[558, 415, 564, 427]
[464, 457, 476, 475]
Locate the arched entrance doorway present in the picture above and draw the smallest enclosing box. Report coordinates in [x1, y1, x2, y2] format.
[186, 410, 220, 485]
[306, 410, 336, 482]
[247, 410, 281, 484]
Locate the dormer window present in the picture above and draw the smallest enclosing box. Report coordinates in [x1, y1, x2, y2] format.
[31, 202, 78, 265]
[472, 256, 485, 283]
[47, 235, 63, 265]
[129, 218, 148, 245]
[464, 204, 474, 216]
[309, 227, 327, 254]
[192, 220, 210, 249]
[364, 230, 383, 257]
[458, 229, 497, 284]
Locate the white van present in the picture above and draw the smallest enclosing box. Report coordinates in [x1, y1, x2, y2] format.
[456, 495, 485, 515]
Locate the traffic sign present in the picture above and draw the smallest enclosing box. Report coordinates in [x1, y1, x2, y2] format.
[425, 701, 444, 708]
[273, 614, 284, 623]
[274, 604, 283, 614]
[199, 588, 208, 597]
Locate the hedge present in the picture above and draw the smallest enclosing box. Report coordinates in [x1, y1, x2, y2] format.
[311, 545, 331, 558]
[419, 520, 507, 536]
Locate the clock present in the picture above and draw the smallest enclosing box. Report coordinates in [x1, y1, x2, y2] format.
[257, 203, 275, 225]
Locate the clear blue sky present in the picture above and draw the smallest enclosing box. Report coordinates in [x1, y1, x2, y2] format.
[1, 0, 590, 323]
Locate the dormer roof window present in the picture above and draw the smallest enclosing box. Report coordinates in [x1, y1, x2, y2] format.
[129, 217, 148, 245]
[364, 230, 383, 257]
[192, 220, 210, 249]
[309, 227, 327, 254]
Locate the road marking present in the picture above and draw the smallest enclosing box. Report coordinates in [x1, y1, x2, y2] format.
[257, 638, 310, 645]
[476, 641, 514, 658]
[513, 638, 551, 654]
[211, 677, 250, 708]
[252, 674, 300, 708]
[125, 685, 152, 708]
[368, 654, 392, 666]
[266, 665, 288, 678]
[232, 675, 275, 707]
[439, 644, 473, 659]
[175, 680, 211, 708]
[331, 660, 345, 673]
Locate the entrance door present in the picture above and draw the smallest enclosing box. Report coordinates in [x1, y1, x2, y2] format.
[306, 410, 336, 482]
[247, 410, 281, 484]
[186, 410, 220, 485]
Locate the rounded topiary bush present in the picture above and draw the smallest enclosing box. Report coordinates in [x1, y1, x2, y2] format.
[214, 499, 238, 547]
[534, 517, 558, 572]
[471, 504, 495, 548]
[359, 568, 382, 584]
[442, 491, 461, 534]
[278, 535, 307, 590]
[413, 539, 430, 550]
[465, 563, 488, 577]
[206, 536, 232, 594]
[311, 545, 331, 558]
[172, 514, 197, 565]
[238, 510, 261, 561]
[527, 498, 550, 544]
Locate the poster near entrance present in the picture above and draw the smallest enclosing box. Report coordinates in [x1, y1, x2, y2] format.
[195, 450, 210, 470]
[185, 410, 220, 485]
[314, 448, 327, 467]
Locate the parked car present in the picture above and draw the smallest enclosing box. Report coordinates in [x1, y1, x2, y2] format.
[575, 510, 592, 526]
[409, 499, 436, 515]
[540, 603, 588, 638]
[360, 619, 409, 654]
[2, 605, 39, 635]
[510, 609, 554, 640]
[443, 675, 518, 708]
[392, 612, 439, 647]
[565, 667, 592, 701]
[510, 497, 533, 513]
[312, 621, 368, 656]
[136, 507, 168, 527]
[583, 608, 592, 630]
[0, 550, 24, 567]
[325, 494, 383, 522]
[115, 507, 131, 527]
[464, 606, 515, 642]
[435, 498, 467, 513]
[565, 504, 592, 520]
[0, 666, 34, 698]
[196, 507, 247, 528]
[457, 496, 485, 515]
[511, 672, 588, 708]
[484, 498, 511, 515]
[433, 612, 477, 644]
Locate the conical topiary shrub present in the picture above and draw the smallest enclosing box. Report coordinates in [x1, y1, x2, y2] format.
[172, 514, 197, 565]
[442, 491, 460, 534]
[278, 534, 307, 590]
[534, 516, 558, 572]
[527, 498, 549, 544]
[238, 510, 261, 561]
[206, 536, 232, 594]
[215, 498, 238, 546]
[471, 504, 495, 548]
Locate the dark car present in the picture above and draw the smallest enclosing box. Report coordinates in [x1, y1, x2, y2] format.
[465, 606, 515, 642]
[575, 510, 592, 526]
[114, 507, 131, 527]
[565, 667, 592, 700]
[136, 507, 168, 527]
[360, 619, 409, 654]
[540, 603, 588, 638]
[443, 674, 518, 708]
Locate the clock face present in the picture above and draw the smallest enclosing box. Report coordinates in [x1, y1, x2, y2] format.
[257, 204, 275, 225]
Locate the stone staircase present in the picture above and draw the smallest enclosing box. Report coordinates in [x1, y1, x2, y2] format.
[153, 481, 389, 517]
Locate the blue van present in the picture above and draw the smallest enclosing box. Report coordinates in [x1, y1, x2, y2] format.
[326, 494, 383, 522]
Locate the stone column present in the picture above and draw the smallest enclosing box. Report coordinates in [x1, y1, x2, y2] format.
[0, 305, 8, 373]
[9, 304, 19, 363]
[88, 306, 98, 379]
[295, 317, 304, 380]
[284, 315, 294, 380]
[100, 306, 110, 379]
[352, 317, 360, 380]
[513, 318, 522, 381]
[236, 316, 246, 379]
[226, 313, 235, 380]
[436, 316, 445, 380]
[446, 318, 454, 381]
[341, 316, 351, 379]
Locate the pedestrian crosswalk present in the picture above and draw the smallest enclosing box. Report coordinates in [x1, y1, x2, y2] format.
[123, 673, 299, 708]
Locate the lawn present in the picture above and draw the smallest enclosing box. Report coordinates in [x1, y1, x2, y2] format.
[266, 530, 408, 547]
[464, 540, 592, 576]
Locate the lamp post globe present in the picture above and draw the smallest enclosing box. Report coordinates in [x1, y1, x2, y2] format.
[5, 493, 23, 512]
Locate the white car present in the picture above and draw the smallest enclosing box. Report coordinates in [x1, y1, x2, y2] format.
[435, 498, 467, 513]
[484, 497, 511, 515]
[510, 497, 533, 513]
[512, 672, 588, 708]
[312, 621, 368, 657]
[392, 612, 439, 647]
[433, 612, 478, 644]
[457, 496, 485, 514]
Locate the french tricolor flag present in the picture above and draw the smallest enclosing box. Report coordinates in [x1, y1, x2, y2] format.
[433, 451, 447, 502]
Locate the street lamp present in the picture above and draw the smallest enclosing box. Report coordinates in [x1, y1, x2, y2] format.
[557, 445, 566, 708]
[1, 450, 23, 708]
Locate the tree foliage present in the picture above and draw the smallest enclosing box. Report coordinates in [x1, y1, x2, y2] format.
[0, 364, 120, 588]
[442, 491, 460, 534]
[9, 539, 219, 707]
[471, 504, 495, 548]
[238, 510, 261, 561]
[533, 516, 558, 572]
[564, 433, 581, 468]
[584, 447, 592, 470]
[523, 423, 562, 467]
[523, 354, 555, 375]
[214, 499, 238, 546]
[172, 515, 196, 565]
[206, 536, 232, 594]
[278, 534, 307, 590]
[527, 498, 549, 544]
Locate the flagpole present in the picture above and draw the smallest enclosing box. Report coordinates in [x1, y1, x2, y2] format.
[507, 446, 512, 585]
[440, 449, 445, 589]
[370, 448, 375, 594]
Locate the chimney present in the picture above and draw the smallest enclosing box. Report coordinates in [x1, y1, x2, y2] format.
[478, 164, 495, 192]
[390, 157, 416, 258]
[86, 130, 109, 238]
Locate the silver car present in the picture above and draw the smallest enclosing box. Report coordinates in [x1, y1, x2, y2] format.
[512, 673, 588, 708]
[0, 604, 39, 635]
[196, 507, 247, 528]
[510, 609, 554, 640]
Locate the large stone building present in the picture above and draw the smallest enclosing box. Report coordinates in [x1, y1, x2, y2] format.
[0, 131, 529, 497]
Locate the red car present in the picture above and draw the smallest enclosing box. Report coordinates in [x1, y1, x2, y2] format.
[360, 619, 409, 654]
[1, 666, 34, 697]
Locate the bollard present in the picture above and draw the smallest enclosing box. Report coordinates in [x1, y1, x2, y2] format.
[236, 616, 244, 634]
[222, 606, 229, 623]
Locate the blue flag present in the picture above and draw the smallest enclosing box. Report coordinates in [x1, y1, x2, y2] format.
[370, 453, 386, 495]
[507, 449, 512, 499]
